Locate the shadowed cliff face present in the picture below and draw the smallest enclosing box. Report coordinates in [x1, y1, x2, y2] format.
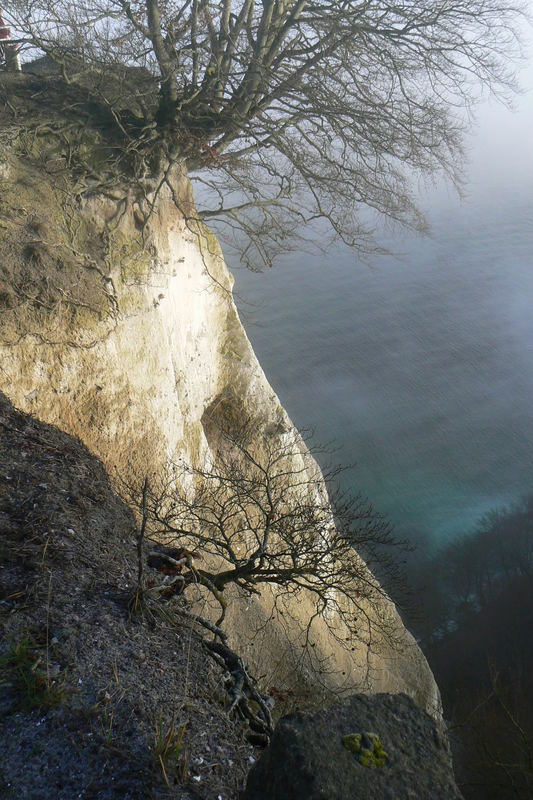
[0, 89, 440, 715]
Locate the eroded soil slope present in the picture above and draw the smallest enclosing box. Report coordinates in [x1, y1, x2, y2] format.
[0, 392, 252, 800]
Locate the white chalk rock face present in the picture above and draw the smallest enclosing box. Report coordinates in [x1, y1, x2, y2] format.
[0, 156, 440, 716]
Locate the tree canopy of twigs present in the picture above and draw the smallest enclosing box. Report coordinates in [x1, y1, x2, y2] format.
[133, 425, 408, 658]
[5, 0, 527, 267]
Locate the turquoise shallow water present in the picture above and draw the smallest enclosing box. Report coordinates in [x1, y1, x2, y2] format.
[232, 187, 533, 544]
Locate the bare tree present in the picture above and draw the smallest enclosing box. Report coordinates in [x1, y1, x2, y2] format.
[129, 425, 407, 658]
[449, 667, 533, 799]
[5, 0, 526, 267]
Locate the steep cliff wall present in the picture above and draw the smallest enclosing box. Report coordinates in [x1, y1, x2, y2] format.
[0, 82, 440, 716]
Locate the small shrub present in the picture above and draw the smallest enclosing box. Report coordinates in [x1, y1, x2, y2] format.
[0, 639, 64, 712]
[153, 716, 188, 787]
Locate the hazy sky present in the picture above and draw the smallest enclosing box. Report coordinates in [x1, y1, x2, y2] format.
[436, 25, 533, 202]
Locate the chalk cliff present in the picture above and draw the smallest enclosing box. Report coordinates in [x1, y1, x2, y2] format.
[0, 76, 439, 716]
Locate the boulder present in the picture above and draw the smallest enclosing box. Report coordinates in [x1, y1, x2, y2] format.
[242, 693, 463, 800]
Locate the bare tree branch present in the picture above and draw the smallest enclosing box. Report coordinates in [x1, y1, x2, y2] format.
[126, 423, 410, 660]
[5, 0, 527, 267]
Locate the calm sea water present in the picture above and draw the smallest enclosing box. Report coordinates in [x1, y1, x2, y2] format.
[232, 185, 533, 544]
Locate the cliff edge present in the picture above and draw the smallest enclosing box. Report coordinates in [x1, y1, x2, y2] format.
[0, 72, 439, 717]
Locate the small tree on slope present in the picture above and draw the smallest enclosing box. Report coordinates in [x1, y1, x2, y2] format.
[130, 424, 409, 684]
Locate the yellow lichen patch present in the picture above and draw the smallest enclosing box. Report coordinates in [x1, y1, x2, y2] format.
[342, 733, 362, 753]
[343, 731, 388, 768]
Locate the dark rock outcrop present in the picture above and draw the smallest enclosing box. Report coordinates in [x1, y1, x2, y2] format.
[242, 692, 463, 800]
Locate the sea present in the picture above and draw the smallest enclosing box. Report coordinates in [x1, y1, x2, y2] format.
[230, 96, 533, 547]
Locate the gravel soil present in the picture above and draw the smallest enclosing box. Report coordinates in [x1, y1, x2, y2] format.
[0, 392, 254, 800]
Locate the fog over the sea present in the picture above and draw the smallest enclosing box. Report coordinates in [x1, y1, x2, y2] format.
[232, 48, 533, 546]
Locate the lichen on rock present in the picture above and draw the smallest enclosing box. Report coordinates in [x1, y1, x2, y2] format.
[242, 694, 463, 800]
[343, 731, 388, 768]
